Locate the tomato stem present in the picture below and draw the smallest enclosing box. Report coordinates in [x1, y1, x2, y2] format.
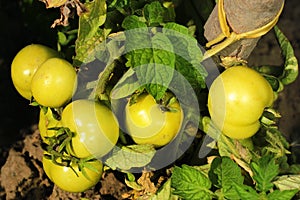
[94, 58, 123, 100]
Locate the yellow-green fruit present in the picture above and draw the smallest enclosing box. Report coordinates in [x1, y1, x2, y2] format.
[11, 44, 60, 100]
[125, 93, 183, 147]
[61, 100, 120, 158]
[42, 154, 103, 193]
[208, 66, 274, 139]
[31, 58, 77, 108]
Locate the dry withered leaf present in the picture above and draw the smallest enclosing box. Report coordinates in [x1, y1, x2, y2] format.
[40, 0, 68, 8]
[122, 171, 165, 200]
[40, 0, 87, 28]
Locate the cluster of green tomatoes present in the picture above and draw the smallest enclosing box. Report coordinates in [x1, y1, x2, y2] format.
[10, 44, 184, 192]
[11, 43, 274, 193]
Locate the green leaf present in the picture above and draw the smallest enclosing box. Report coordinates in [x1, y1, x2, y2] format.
[201, 116, 221, 140]
[250, 155, 279, 192]
[274, 26, 298, 85]
[209, 157, 245, 199]
[105, 144, 156, 170]
[122, 15, 147, 30]
[262, 74, 283, 93]
[74, 0, 108, 65]
[150, 179, 179, 200]
[232, 183, 260, 200]
[171, 165, 213, 200]
[289, 164, 300, 174]
[267, 189, 298, 200]
[216, 133, 252, 171]
[110, 67, 140, 99]
[57, 31, 67, 45]
[125, 30, 176, 100]
[273, 175, 300, 191]
[163, 22, 207, 91]
[144, 1, 165, 26]
[263, 128, 291, 158]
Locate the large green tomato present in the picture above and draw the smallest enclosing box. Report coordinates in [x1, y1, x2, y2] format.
[61, 99, 119, 158]
[208, 66, 274, 139]
[38, 108, 62, 143]
[42, 154, 103, 193]
[125, 93, 183, 147]
[31, 58, 77, 108]
[11, 44, 60, 100]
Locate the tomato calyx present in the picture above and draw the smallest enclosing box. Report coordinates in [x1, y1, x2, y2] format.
[43, 153, 100, 180]
[158, 93, 180, 113]
[42, 126, 102, 180]
[30, 100, 63, 121]
[220, 56, 248, 69]
[130, 91, 181, 113]
[42, 127, 72, 152]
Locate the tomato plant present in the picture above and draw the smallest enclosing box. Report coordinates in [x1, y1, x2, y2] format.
[42, 154, 103, 193]
[11, 0, 300, 199]
[11, 44, 60, 100]
[208, 66, 274, 139]
[125, 93, 183, 147]
[31, 57, 78, 108]
[61, 99, 119, 158]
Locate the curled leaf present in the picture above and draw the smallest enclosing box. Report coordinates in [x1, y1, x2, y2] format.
[48, 0, 87, 28]
[274, 26, 299, 85]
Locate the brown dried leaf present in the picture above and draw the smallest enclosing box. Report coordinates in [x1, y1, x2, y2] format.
[40, 0, 68, 8]
[231, 154, 254, 178]
[137, 171, 157, 195]
[122, 171, 163, 200]
[48, 0, 87, 28]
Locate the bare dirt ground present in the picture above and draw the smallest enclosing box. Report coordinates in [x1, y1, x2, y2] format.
[0, 0, 299, 199]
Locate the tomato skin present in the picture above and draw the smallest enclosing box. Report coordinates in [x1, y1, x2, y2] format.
[42, 154, 103, 193]
[31, 58, 77, 108]
[11, 44, 60, 100]
[208, 66, 274, 139]
[38, 108, 62, 142]
[14, 85, 32, 101]
[125, 93, 183, 147]
[61, 99, 119, 158]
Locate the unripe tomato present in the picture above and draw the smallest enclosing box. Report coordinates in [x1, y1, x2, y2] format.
[38, 108, 62, 142]
[125, 93, 183, 147]
[31, 58, 77, 108]
[61, 100, 119, 158]
[208, 66, 274, 139]
[11, 44, 60, 100]
[42, 154, 103, 193]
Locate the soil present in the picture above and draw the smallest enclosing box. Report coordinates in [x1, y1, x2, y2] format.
[0, 0, 299, 199]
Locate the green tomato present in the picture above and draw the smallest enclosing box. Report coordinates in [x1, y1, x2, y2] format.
[125, 93, 183, 147]
[42, 154, 103, 193]
[61, 99, 119, 158]
[31, 58, 77, 108]
[11, 44, 60, 100]
[208, 66, 274, 139]
[38, 108, 62, 143]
